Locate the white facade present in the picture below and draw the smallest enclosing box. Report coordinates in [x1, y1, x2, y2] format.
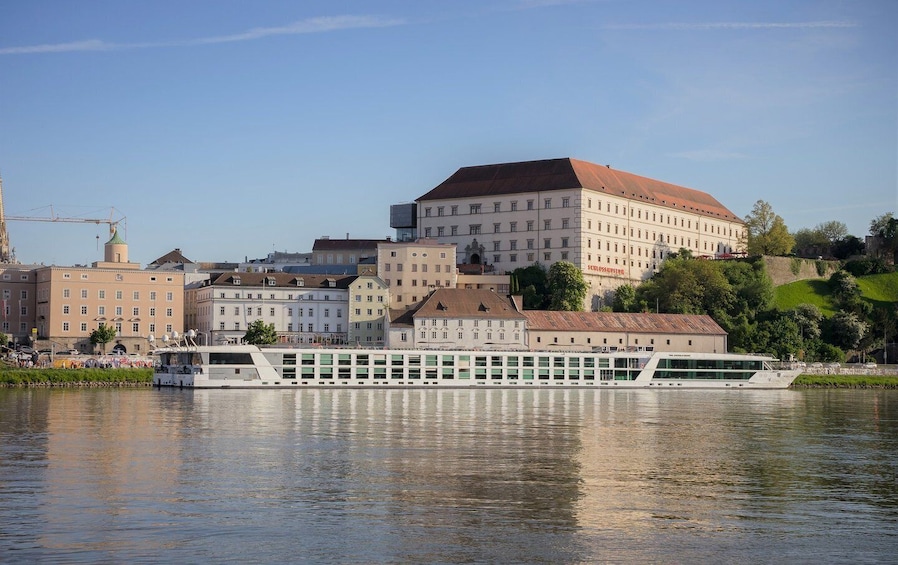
[189, 273, 354, 345]
[386, 288, 526, 349]
[417, 158, 746, 309]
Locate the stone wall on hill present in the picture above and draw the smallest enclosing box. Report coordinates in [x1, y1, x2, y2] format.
[763, 256, 841, 287]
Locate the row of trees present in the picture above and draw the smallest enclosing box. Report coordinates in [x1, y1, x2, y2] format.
[610, 254, 893, 362]
[744, 201, 896, 263]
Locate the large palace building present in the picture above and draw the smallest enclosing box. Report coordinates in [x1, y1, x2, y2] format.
[416, 157, 746, 309]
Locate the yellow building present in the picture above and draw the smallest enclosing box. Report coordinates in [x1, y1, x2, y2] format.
[32, 231, 184, 355]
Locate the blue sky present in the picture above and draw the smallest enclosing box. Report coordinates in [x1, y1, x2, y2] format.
[1, 0, 895, 266]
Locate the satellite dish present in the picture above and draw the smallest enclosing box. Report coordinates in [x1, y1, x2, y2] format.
[148, 334, 155, 344]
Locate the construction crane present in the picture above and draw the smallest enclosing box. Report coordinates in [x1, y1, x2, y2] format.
[1, 205, 126, 263]
[4, 206, 126, 239]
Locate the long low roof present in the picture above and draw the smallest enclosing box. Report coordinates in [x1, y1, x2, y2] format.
[523, 311, 727, 335]
[417, 157, 742, 223]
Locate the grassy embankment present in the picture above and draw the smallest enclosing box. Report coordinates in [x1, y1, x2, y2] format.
[0, 367, 154, 387]
[774, 271, 898, 314]
[791, 374, 898, 388]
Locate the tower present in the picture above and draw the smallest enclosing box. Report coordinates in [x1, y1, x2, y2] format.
[104, 228, 128, 263]
[0, 173, 12, 263]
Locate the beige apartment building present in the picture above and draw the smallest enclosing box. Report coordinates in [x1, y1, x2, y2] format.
[0, 265, 39, 349]
[32, 232, 185, 354]
[416, 158, 747, 309]
[347, 275, 390, 346]
[386, 288, 527, 349]
[377, 239, 458, 308]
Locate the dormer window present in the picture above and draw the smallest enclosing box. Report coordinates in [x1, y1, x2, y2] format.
[266, 277, 276, 286]
[436, 302, 448, 311]
[233, 277, 241, 285]
[296, 278, 305, 287]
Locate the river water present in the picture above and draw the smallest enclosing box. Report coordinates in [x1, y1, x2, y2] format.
[1, 387, 896, 564]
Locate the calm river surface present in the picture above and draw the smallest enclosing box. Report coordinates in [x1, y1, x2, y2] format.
[1, 387, 896, 564]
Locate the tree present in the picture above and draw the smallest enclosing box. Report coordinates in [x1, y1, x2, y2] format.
[870, 212, 898, 263]
[243, 319, 278, 345]
[790, 304, 823, 342]
[817, 220, 849, 244]
[612, 284, 637, 312]
[825, 312, 868, 352]
[546, 261, 588, 311]
[792, 227, 828, 252]
[755, 315, 803, 360]
[744, 200, 795, 256]
[831, 236, 865, 260]
[90, 323, 117, 354]
[511, 264, 548, 309]
[635, 254, 733, 315]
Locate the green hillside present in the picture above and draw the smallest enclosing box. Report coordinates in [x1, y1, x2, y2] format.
[774, 271, 898, 315]
[857, 272, 898, 308]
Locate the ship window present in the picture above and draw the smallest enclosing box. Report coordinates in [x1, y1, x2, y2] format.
[209, 352, 254, 365]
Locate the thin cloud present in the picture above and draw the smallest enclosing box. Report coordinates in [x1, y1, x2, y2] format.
[603, 21, 858, 31]
[0, 39, 113, 55]
[0, 15, 406, 55]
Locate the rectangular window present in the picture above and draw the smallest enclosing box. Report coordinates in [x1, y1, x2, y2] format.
[470, 204, 481, 214]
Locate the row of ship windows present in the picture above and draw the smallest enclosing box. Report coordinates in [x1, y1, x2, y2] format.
[292, 353, 643, 368]
[277, 369, 753, 381]
[283, 368, 640, 381]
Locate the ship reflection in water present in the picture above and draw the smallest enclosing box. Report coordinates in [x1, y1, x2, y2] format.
[1, 388, 895, 563]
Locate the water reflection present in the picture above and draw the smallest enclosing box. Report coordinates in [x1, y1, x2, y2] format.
[0, 388, 896, 563]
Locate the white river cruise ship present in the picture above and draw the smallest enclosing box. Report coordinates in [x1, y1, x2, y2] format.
[152, 344, 800, 389]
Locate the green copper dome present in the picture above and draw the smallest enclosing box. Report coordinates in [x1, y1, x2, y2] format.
[106, 229, 126, 245]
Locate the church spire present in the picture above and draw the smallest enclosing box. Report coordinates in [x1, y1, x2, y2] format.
[0, 172, 11, 263]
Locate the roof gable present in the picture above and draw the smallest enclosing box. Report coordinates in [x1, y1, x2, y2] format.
[413, 288, 525, 320]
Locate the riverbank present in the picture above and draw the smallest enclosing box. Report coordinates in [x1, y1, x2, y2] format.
[790, 374, 898, 388]
[0, 368, 153, 387]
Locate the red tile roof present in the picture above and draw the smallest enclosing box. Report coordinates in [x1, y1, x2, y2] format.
[312, 238, 391, 252]
[418, 158, 742, 223]
[210, 272, 357, 289]
[523, 311, 726, 335]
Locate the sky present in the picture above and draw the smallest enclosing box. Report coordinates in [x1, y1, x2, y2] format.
[0, 0, 895, 267]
